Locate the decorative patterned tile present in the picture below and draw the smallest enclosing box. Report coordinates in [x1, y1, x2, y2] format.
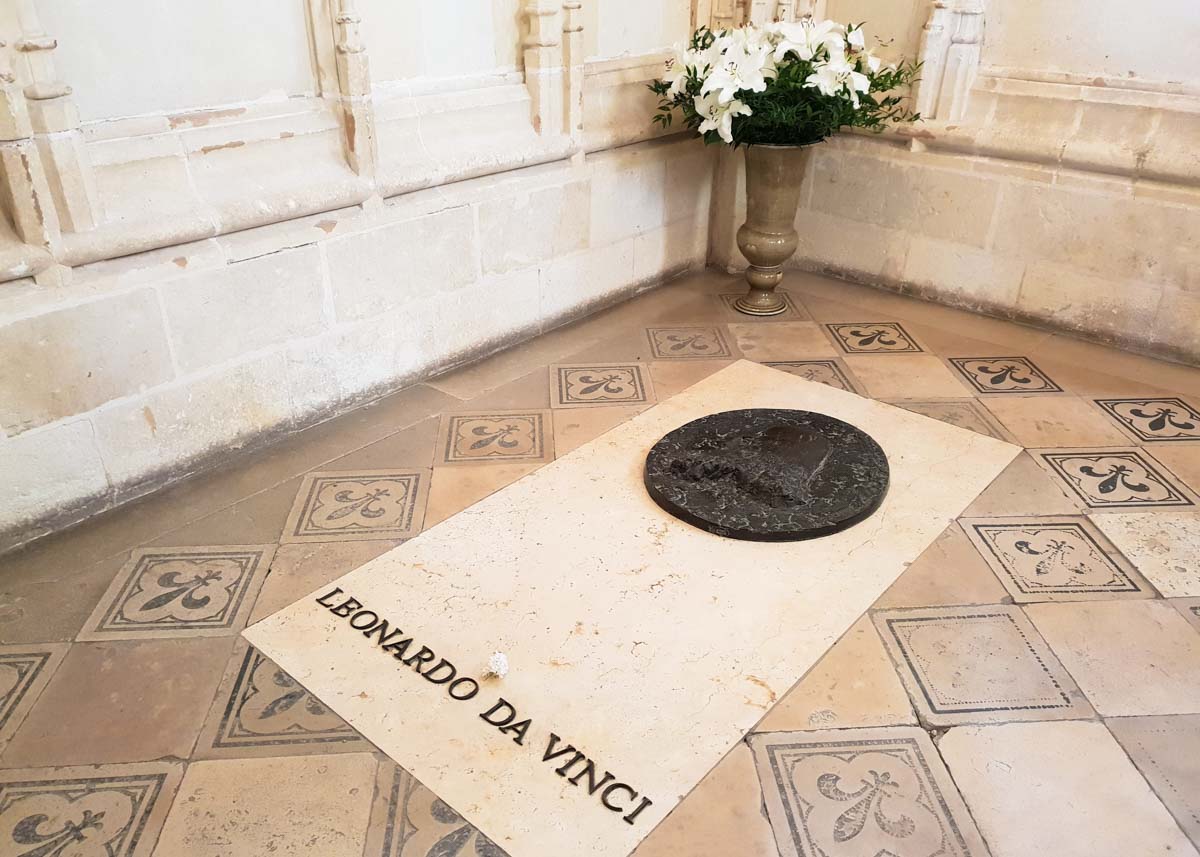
[826, 321, 923, 353]
[77, 546, 274, 640]
[718, 291, 805, 320]
[948, 356, 1063, 394]
[550, 363, 655, 409]
[1089, 511, 1200, 597]
[438, 410, 552, 464]
[763, 360, 862, 393]
[194, 641, 367, 759]
[890, 399, 1014, 441]
[364, 763, 510, 857]
[0, 644, 67, 753]
[749, 727, 989, 857]
[282, 470, 430, 543]
[645, 326, 733, 359]
[1095, 396, 1200, 441]
[0, 761, 183, 857]
[1108, 714, 1200, 846]
[1171, 597, 1200, 633]
[1033, 448, 1197, 509]
[873, 605, 1092, 726]
[959, 516, 1153, 602]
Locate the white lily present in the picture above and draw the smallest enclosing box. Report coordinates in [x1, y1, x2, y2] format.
[805, 50, 870, 106]
[769, 17, 845, 62]
[846, 26, 866, 53]
[865, 52, 882, 73]
[702, 41, 776, 104]
[694, 91, 752, 143]
[664, 41, 721, 97]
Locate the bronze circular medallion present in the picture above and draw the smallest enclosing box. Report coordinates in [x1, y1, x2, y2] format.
[643, 408, 889, 541]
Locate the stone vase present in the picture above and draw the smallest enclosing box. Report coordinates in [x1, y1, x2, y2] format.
[734, 143, 815, 316]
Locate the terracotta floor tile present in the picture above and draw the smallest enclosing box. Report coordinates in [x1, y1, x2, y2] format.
[874, 524, 1009, 609]
[146, 477, 303, 547]
[1033, 334, 1200, 397]
[552, 405, 648, 457]
[0, 642, 68, 754]
[873, 604, 1092, 726]
[646, 359, 735, 399]
[154, 753, 379, 857]
[323, 415, 441, 471]
[1, 636, 233, 768]
[426, 335, 578, 401]
[727, 321, 839, 361]
[549, 363, 657, 409]
[77, 545, 274, 641]
[763, 358, 863, 393]
[888, 398, 1015, 441]
[1088, 511, 1200, 597]
[1172, 597, 1200, 632]
[193, 639, 369, 759]
[842, 354, 972, 398]
[750, 726, 989, 857]
[424, 462, 543, 528]
[0, 760, 183, 857]
[280, 469, 430, 544]
[1026, 600, 1200, 715]
[959, 515, 1154, 602]
[365, 761, 509, 857]
[980, 396, 1130, 447]
[1149, 444, 1200, 493]
[454, 367, 552, 410]
[1027, 356, 1184, 398]
[0, 552, 127, 643]
[248, 541, 399, 624]
[961, 452, 1084, 517]
[1031, 447, 1199, 510]
[632, 744, 778, 857]
[436, 409, 554, 466]
[756, 616, 916, 731]
[940, 721, 1198, 857]
[1108, 714, 1200, 846]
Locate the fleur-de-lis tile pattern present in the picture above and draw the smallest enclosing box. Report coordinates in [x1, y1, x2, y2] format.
[0, 762, 181, 857]
[948, 357, 1063, 394]
[78, 546, 273, 640]
[551, 364, 654, 408]
[368, 764, 510, 857]
[1094, 397, 1200, 441]
[960, 517, 1150, 601]
[764, 360, 861, 393]
[750, 727, 990, 857]
[645, 327, 733, 359]
[826, 322, 922, 354]
[195, 644, 365, 758]
[441, 412, 550, 464]
[873, 605, 1092, 726]
[891, 399, 1012, 441]
[0, 645, 68, 751]
[283, 470, 429, 543]
[1035, 449, 1196, 509]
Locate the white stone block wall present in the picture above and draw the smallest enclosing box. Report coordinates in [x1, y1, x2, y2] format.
[0, 138, 714, 547]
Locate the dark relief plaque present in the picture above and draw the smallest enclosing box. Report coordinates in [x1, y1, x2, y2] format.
[644, 409, 889, 542]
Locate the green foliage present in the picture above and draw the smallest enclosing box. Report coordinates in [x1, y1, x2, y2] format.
[648, 24, 921, 147]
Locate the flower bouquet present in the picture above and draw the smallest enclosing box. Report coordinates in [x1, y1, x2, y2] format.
[649, 20, 920, 315]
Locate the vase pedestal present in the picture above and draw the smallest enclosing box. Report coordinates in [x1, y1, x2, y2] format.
[734, 144, 814, 316]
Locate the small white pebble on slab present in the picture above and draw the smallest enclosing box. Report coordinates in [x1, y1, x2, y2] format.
[485, 651, 509, 679]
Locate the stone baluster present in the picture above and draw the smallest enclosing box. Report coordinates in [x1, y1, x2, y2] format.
[332, 0, 377, 180]
[562, 2, 584, 150]
[914, 0, 952, 119]
[936, 1, 983, 121]
[523, 0, 564, 136]
[710, 0, 745, 30]
[12, 0, 100, 233]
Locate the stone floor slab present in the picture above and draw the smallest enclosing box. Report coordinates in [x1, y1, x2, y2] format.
[249, 540, 400, 625]
[1089, 511, 1200, 597]
[1108, 714, 1200, 846]
[980, 395, 1130, 447]
[728, 322, 839, 361]
[244, 361, 1018, 857]
[873, 524, 1010, 609]
[154, 753, 379, 857]
[873, 605, 1092, 726]
[750, 726, 989, 857]
[763, 359, 862, 393]
[1026, 600, 1200, 716]
[843, 354, 972, 399]
[0, 760, 183, 857]
[0, 643, 67, 754]
[889, 398, 1015, 441]
[1172, 597, 1200, 632]
[939, 721, 1198, 857]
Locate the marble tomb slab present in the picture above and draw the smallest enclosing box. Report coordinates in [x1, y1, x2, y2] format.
[244, 360, 1019, 857]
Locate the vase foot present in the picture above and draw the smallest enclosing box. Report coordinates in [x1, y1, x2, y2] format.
[733, 292, 788, 316]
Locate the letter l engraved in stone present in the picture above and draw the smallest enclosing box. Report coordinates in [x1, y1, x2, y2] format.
[316, 587, 344, 607]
